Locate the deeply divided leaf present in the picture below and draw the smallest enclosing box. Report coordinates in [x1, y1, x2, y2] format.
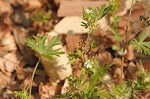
[131, 33, 150, 55]
[26, 34, 64, 60]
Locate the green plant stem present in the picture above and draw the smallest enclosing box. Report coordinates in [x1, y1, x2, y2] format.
[124, 0, 134, 42]
[81, 32, 91, 61]
[120, 0, 134, 84]
[29, 58, 40, 97]
[99, 20, 121, 41]
[124, 29, 142, 46]
[85, 33, 91, 58]
[121, 47, 125, 84]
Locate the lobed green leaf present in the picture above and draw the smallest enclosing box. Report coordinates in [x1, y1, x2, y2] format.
[131, 33, 150, 55]
[26, 34, 64, 60]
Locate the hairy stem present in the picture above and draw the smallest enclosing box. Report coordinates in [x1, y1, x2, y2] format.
[121, 0, 134, 83]
[81, 30, 91, 61]
[99, 20, 121, 41]
[29, 58, 40, 97]
[124, 0, 134, 42]
[121, 47, 125, 83]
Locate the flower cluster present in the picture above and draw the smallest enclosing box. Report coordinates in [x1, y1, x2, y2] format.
[84, 59, 94, 69]
[85, 9, 93, 14]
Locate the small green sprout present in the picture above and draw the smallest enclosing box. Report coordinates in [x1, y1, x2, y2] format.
[109, 83, 132, 99]
[32, 9, 51, 23]
[109, 0, 120, 12]
[13, 89, 30, 99]
[136, 61, 150, 90]
[26, 34, 65, 97]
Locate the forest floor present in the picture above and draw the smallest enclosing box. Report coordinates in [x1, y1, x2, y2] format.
[0, 0, 150, 99]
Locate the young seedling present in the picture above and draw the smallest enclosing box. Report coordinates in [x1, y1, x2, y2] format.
[26, 34, 66, 97]
[13, 89, 30, 99]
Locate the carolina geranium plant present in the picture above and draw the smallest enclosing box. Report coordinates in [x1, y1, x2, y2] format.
[58, 0, 150, 98]
[13, 0, 150, 98]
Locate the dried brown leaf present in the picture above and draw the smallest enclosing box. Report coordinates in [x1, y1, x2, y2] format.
[98, 51, 112, 66]
[114, 67, 125, 80]
[126, 45, 136, 61]
[0, 1, 13, 15]
[16, 67, 32, 80]
[39, 83, 62, 99]
[65, 34, 82, 52]
[0, 33, 17, 52]
[0, 72, 11, 86]
[111, 58, 122, 67]
[23, 0, 42, 11]
[127, 61, 137, 78]
[2, 52, 22, 73]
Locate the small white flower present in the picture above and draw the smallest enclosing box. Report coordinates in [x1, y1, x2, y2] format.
[85, 9, 93, 14]
[84, 60, 94, 69]
[117, 49, 127, 56]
